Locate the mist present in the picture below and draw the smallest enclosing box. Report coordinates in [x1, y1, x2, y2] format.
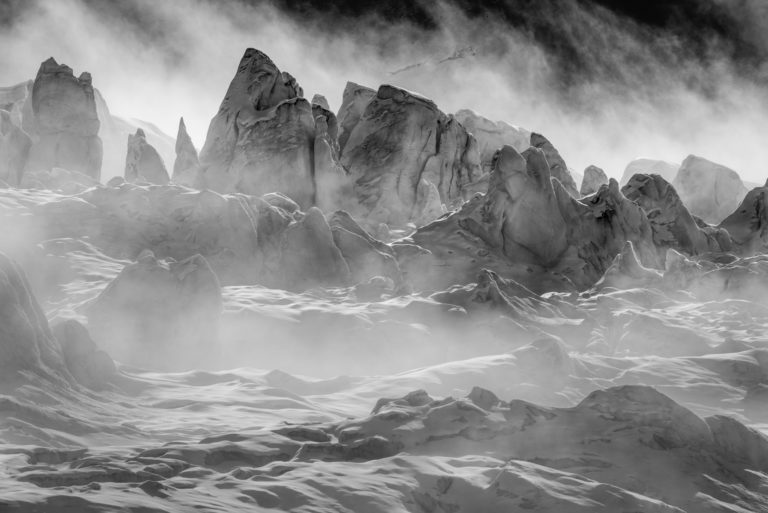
[2, 0, 768, 182]
[6, 2, 768, 511]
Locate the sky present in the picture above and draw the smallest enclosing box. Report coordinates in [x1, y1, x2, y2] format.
[1, 0, 768, 182]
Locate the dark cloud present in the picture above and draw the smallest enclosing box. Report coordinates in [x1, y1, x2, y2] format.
[1, 0, 767, 182]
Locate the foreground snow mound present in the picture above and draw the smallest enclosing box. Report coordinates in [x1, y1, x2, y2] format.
[1, 455, 684, 512]
[9, 382, 766, 512]
[403, 145, 659, 291]
[336, 385, 768, 512]
[673, 155, 748, 224]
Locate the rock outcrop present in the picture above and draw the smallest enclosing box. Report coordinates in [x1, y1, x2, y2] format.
[0, 109, 31, 186]
[197, 48, 317, 208]
[24, 58, 102, 180]
[87, 251, 223, 370]
[453, 109, 530, 172]
[580, 165, 607, 196]
[530, 132, 579, 197]
[124, 128, 170, 184]
[171, 117, 199, 184]
[401, 145, 659, 292]
[620, 158, 679, 185]
[622, 173, 731, 255]
[673, 155, 747, 224]
[339, 84, 482, 226]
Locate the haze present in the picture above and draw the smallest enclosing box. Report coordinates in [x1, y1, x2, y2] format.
[2, 0, 768, 181]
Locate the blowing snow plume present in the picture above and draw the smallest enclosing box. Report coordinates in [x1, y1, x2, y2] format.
[2, 0, 768, 181]
[4, 1, 768, 512]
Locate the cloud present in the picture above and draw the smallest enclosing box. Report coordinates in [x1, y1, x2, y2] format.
[1, 0, 768, 183]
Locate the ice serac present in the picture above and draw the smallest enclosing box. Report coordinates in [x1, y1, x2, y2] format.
[402, 145, 659, 292]
[673, 155, 747, 224]
[87, 251, 223, 370]
[530, 132, 579, 197]
[310, 94, 330, 110]
[558, 177, 661, 283]
[453, 109, 530, 172]
[0, 81, 34, 134]
[622, 173, 731, 255]
[340, 84, 481, 226]
[279, 207, 352, 290]
[336, 81, 376, 153]
[596, 241, 663, 289]
[124, 128, 170, 184]
[329, 210, 403, 287]
[485, 146, 569, 265]
[580, 165, 608, 196]
[0, 109, 31, 186]
[312, 99, 352, 213]
[620, 158, 679, 185]
[25, 58, 102, 180]
[197, 48, 316, 208]
[20, 166, 98, 194]
[718, 180, 768, 254]
[172, 117, 199, 184]
[94, 88, 175, 182]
